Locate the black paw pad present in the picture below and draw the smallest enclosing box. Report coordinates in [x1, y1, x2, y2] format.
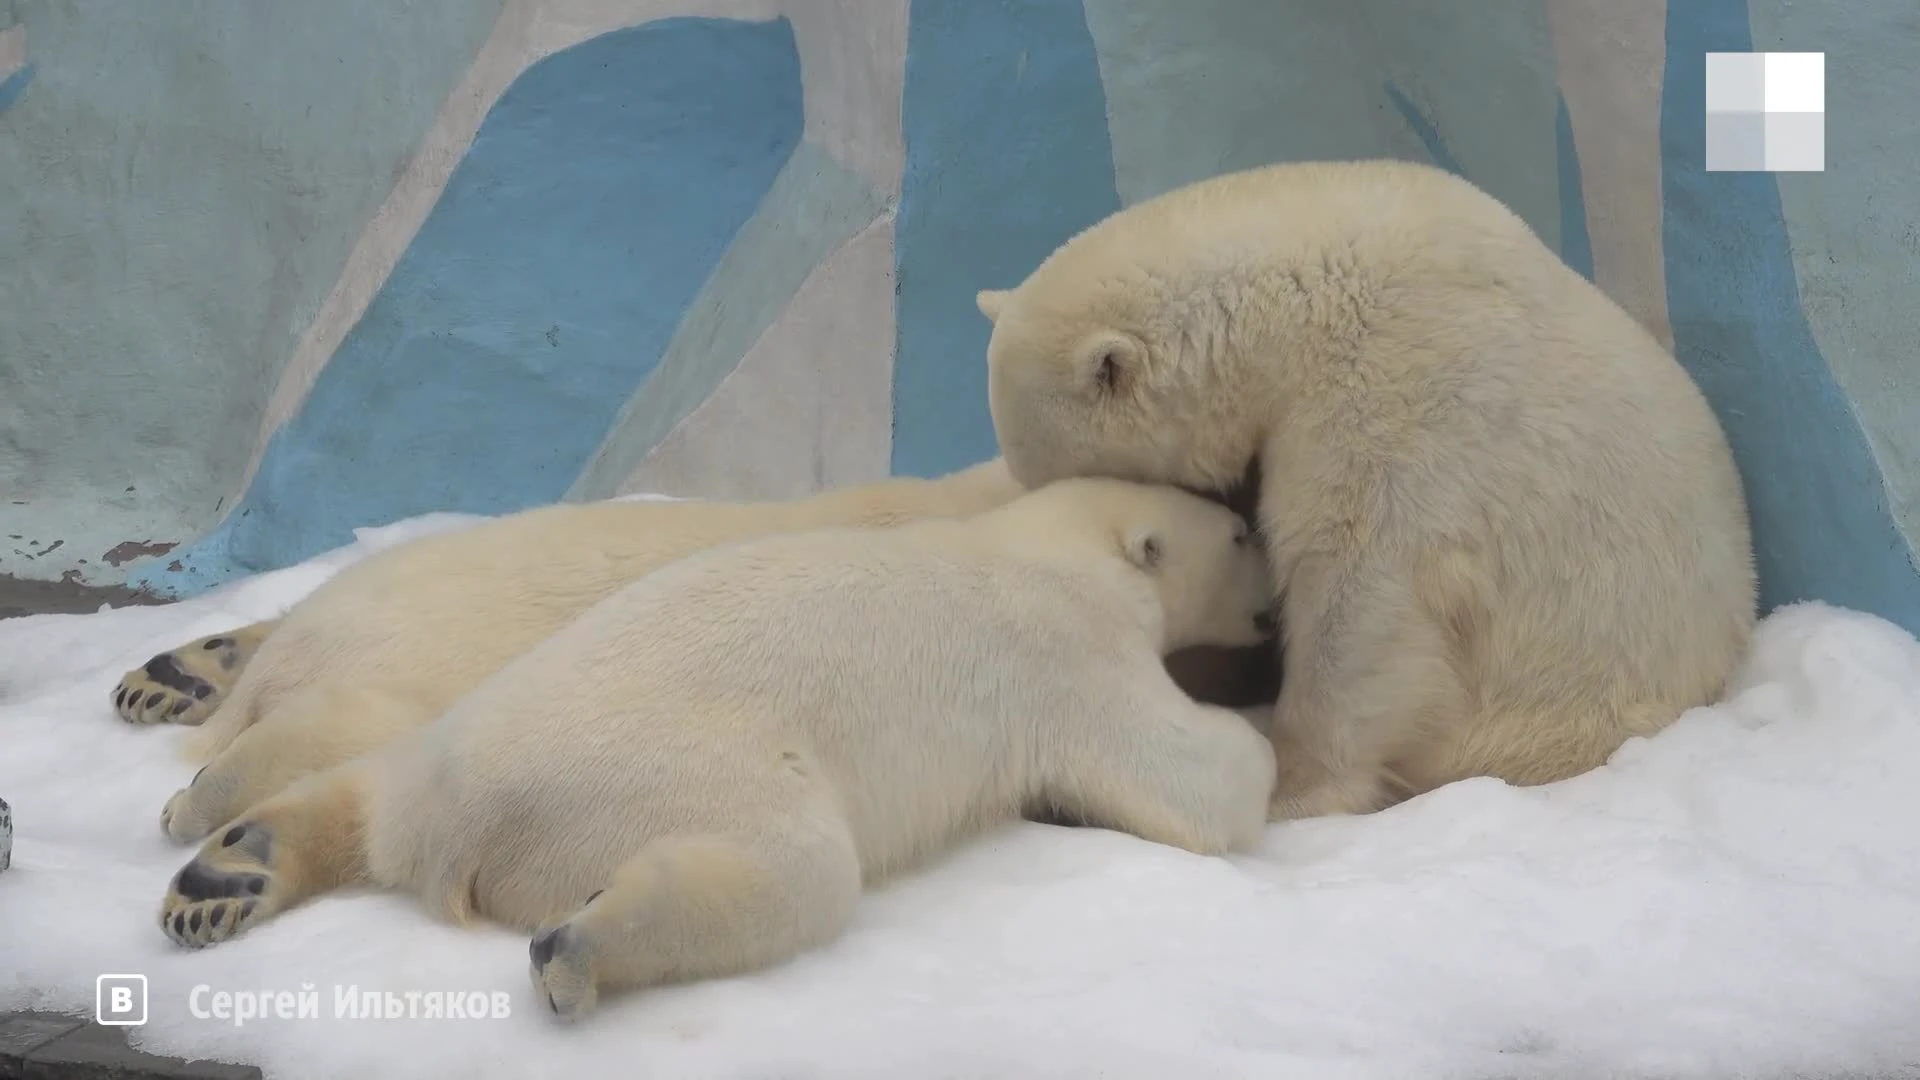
[216, 822, 274, 861]
[143, 653, 213, 700]
[173, 859, 269, 902]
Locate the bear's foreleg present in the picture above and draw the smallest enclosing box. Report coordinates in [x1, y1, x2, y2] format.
[1267, 553, 1468, 820]
[159, 682, 432, 844]
[1041, 676, 1275, 855]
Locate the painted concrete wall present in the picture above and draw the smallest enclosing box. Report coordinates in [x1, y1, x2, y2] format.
[2, 0, 1916, 635]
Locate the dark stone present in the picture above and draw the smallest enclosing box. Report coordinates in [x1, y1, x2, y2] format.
[0, 1012, 83, 1067]
[0, 1011, 261, 1079]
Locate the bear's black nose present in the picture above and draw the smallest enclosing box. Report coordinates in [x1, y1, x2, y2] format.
[1254, 609, 1278, 637]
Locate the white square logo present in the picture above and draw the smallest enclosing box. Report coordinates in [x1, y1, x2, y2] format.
[95, 974, 147, 1026]
[1705, 51, 1824, 172]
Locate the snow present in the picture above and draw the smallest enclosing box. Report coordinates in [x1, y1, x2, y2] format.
[4, 511, 1920, 1080]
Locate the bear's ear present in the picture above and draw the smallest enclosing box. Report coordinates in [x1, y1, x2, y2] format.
[975, 289, 1012, 324]
[1076, 331, 1145, 398]
[1122, 527, 1164, 571]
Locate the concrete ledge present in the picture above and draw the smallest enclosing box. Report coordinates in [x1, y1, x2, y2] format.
[0, 576, 163, 621]
[0, 1012, 259, 1080]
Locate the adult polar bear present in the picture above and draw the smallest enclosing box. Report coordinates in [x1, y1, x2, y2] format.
[977, 158, 1757, 822]
[156, 479, 1280, 1021]
[136, 459, 1028, 843]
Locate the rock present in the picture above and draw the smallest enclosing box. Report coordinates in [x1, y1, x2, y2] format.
[0, 1010, 264, 1079]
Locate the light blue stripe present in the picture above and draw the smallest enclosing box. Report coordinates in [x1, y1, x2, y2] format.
[1662, 0, 1920, 630]
[1554, 92, 1594, 280]
[132, 17, 804, 594]
[892, 0, 1121, 478]
[569, 140, 887, 501]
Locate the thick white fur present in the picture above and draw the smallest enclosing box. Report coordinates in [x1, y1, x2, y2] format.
[158, 459, 1026, 843]
[977, 158, 1758, 820]
[156, 479, 1278, 1021]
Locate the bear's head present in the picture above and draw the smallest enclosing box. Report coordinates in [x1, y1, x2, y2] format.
[976, 258, 1269, 504]
[1027, 478, 1276, 652]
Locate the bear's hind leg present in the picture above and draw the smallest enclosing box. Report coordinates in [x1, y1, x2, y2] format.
[528, 812, 862, 1022]
[159, 761, 372, 949]
[160, 682, 432, 844]
[1267, 554, 1469, 821]
[1041, 677, 1276, 856]
[113, 619, 281, 726]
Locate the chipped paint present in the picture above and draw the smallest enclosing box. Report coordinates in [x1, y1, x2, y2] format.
[100, 540, 178, 568]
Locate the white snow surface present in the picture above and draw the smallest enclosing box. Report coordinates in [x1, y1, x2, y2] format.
[2, 510, 1919, 1080]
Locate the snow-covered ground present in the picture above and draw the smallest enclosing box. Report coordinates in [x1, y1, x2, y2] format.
[3, 512, 1919, 1080]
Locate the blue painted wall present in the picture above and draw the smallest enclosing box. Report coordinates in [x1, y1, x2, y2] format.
[1553, 94, 1594, 283]
[1661, 0, 1920, 629]
[5, 0, 1917, 640]
[0, 0, 503, 584]
[0, 63, 30, 113]
[890, 0, 1121, 479]
[131, 16, 803, 592]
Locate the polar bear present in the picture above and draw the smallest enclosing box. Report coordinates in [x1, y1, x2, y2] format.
[155, 478, 1279, 1021]
[975, 158, 1758, 821]
[140, 459, 1027, 843]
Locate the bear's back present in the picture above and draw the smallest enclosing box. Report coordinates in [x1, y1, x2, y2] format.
[408, 521, 1146, 791]
[370, 521, 1154, 910]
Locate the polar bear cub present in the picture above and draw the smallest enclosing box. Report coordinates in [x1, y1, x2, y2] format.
[139, 459, 1026, 843]
[977, 158, 1757, 821]
[156, 478, 1279, 1020]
